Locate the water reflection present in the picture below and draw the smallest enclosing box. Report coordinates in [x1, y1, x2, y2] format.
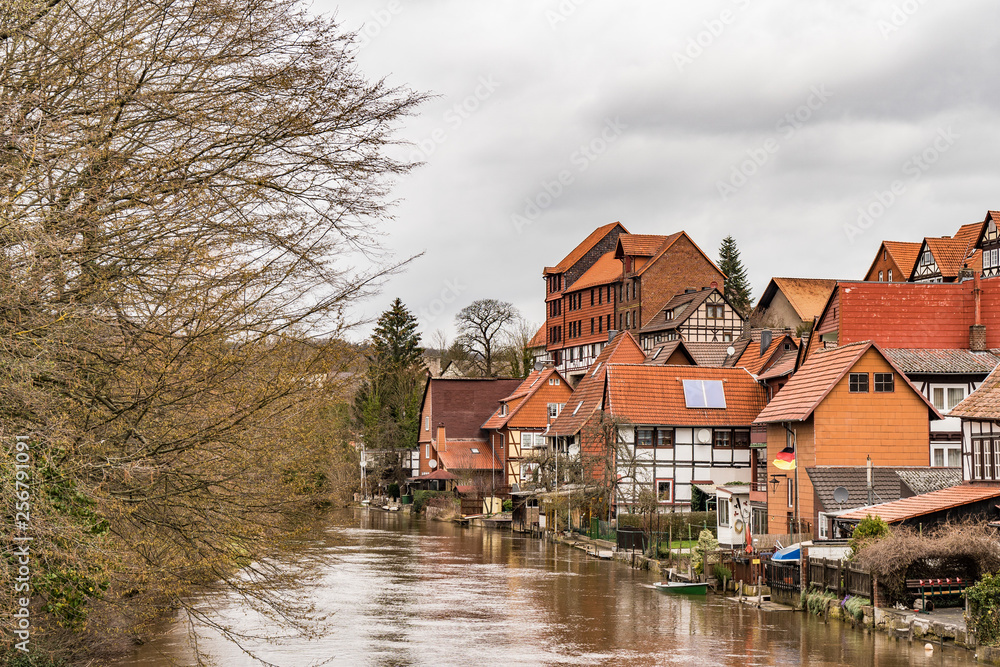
[113, 510, 977, 666]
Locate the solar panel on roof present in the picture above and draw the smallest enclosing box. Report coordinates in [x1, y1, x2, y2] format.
[682, 379, 726, 408]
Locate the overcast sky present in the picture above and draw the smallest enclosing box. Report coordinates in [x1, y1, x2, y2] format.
[317, 0, 1000, 343]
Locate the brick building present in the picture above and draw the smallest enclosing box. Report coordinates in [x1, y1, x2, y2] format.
[614, 232, 725, 333]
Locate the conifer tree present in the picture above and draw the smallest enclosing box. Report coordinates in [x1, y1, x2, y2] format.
[718, 235, 753, 316]
[354, 299, 425, 454]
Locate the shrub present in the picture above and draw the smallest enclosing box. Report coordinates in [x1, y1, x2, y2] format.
[412, 490, 451, 514]
[843, 595, 870, 622]
[802, 589, 837, 616]
[692, 529, 718, 575]
[713, 563, 733, 581]
[848, 515, 890, 558]
[966, 572, 1000, 645]
[502, 499, 513, 512]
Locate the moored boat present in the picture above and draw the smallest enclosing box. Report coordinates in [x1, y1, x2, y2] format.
[653, 581, 708, 595]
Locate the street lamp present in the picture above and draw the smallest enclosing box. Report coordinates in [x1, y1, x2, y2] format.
[769, 473, 786, 493]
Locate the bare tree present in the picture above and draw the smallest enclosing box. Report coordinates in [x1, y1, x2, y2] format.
[455, 299, 520, 376]
[0, 0, 424, 660]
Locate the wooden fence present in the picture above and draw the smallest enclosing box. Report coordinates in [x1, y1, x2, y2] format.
[807, 557, 872, 599]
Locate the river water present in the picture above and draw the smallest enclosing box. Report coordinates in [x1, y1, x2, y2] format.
[113, 509, 979, 666]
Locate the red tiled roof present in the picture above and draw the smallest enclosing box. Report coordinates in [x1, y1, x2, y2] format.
[422, 377, 523, 439]
[527, 323, 546, 349]
[424, 469, 458, 480]
[605, 365, 767, 427]
[544, 222, 626, 275]
[437, 440, 501, 471]
[735, 335, 792, 375]
[757, 350, 798, 380]
[756, 341, 929, 423]
[881, 241, 922, 278]
[954, 221, 986, 250]
[566, 251, 622, 291]
[923, 237, 974, 279]
[482, 368, 565, 430]
[768, 278, 839, 322]
[951, 363, 1000, 420]
[837, 485, 1000, 523]
[548, 332, 646, 436]
[639, 288, 716, 333]
[683, 340, 750, 368]
[618, 233, 673, 257]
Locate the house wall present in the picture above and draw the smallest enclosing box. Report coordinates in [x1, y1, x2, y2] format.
[864, 248, 904, 283]
[962, 419, 1000, 485]
[617, 234, 725, 330]
[616, 425, 752, 512]
[766, 348, 932, 535]
[757, 289, 805, 330]
[502, 377, 573, 487]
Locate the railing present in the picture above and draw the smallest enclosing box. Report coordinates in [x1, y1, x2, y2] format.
[766, 559, 801, 592]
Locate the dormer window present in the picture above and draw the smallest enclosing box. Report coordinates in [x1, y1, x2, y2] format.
[500, 404, 508, 417]
[665, 310, 673, 320]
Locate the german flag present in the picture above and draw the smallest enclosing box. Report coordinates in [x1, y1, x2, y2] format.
[773, 445, 796, 471]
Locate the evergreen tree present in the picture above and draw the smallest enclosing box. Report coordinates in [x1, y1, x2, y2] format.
[718, 235, 753, 316]
[354, 299, 425, 459]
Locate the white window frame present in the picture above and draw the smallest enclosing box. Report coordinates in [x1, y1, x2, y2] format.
[817, 512, 829, 540]
[930, 384, 967, 413]
[717, 497, 730, 526]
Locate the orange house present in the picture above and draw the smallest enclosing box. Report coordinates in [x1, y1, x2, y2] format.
[754, 341, 941, 538]
[481, 367, 573, 490]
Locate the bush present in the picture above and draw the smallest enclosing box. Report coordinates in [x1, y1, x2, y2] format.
[848, 515, 890, 558]
[387, 483, 400, 499]
[843, 595, 869, 622]
[412, 490, 451, 514]
[692, 529, 718, 575]
[802, 589, 837, 616]
[713, 563, 732, 581]
[502, 499, 513, 512]
[966, 572, 1000, 645]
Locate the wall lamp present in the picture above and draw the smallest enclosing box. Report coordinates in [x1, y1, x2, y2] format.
[769, 473, 787, 493]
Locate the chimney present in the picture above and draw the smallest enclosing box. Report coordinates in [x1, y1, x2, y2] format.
[436, 423, 446, 450]
[760, 329, 772, 356]
[971, 272, 987, 351]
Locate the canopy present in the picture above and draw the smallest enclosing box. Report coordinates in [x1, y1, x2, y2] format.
[771, 543, 801, 562]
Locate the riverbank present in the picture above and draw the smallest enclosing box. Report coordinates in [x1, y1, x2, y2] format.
[524, 522, 992, 664]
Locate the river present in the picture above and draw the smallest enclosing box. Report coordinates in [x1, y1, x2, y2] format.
[112, 509, 980, 666]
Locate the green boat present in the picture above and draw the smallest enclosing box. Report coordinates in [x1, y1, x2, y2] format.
[653, 581, 708, 595]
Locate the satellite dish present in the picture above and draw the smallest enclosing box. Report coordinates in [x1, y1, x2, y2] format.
[696, 428, 712, 444]
[429, 459, 438, 469]
[833, 486, 849, 505]
[726, 346, 736, 357]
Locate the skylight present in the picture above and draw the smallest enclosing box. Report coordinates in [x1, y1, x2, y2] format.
[682, 379, 726, 408]
[470, 448, 480, 454]
[573, 401, 583, 415]
[591, 362, 603, 377]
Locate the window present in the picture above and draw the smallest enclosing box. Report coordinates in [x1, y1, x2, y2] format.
[849, 373, 869, 393]
[722, 332, 733, 342]
[883, 249, 887, 261]
[500, 404, 508, 416]
[878, 270, 883, 281]
[706, 304, 724, 319]
[547, 403, 561, 419]
[656, 429, 673, 448]
[733, 429, 750, 449]
[425, 443, 430, 458]
[470, 447, 480, 454]
[932, 386, 967, 412]
[787, 478, 795, 507]
[548, 377, 560, 386]
[714, 429, 731, 448]
[888, 269, 892, 281]
[665, 309, 673, 320]
[590, 289, 595, 306]
[625, 311, 630, 328]
[717, 497, 730, 526]
[874, 373, 894, 393]
[425, 416, 430, 431]
[817, 512, 829, 540]
[933, 448, 944, 467]
[921, 249, 933, 266]
[949, 448, 961, 468]
[598, 317, 603, 333]
[590, 317, 594, 334]
[636, 428, 654, 447]
[657, 480, 672, 503]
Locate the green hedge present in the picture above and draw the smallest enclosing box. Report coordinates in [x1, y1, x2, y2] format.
[412, 490, 451, 514]
[967, 572, 1000, 645]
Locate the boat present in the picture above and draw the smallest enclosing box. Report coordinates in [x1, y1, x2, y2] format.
[771, 543, 802, 562]
[653, 581, 708, 595]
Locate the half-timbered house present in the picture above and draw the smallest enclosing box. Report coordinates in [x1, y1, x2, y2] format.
[481, 367, 573, 491]
[603, 364, 768, 514]
[637, 286, 744, 350]
[909, 237, 976, 283]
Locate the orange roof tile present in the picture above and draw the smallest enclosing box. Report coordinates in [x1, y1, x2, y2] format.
[548, 332, 646, 436]
[837, 485, 1000, 524]
[755, 341, 941, 423]
[735, 335, 793, 375]
[566, 251, 622, 291]
[528, 323, 546, 349]
[767, 277, 839, 322]
[618, 233, 673, 257]
[954, 221, 986, 250]
[951, 363, 1000, 420]
[437, 440, 501, 471]
[482, 368, 567, 430]
[923, 237, 974, 278]
[605, 365, 767, 427]
[881, 241, 922, 278]
[544, 222, 626, 275]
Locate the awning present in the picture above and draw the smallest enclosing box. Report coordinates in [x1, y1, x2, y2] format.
[693, 483, 721, 496]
